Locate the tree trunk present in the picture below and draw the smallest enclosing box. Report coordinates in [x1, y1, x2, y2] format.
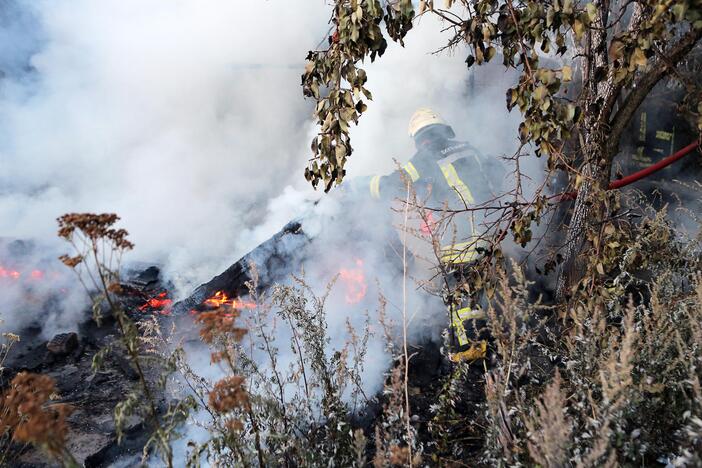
[555, 24, 701, 301]
[555, 136, 610, 301]
[555, 1, 612, 301]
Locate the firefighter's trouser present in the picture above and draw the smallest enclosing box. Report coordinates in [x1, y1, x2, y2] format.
[444, 260, 489, 362]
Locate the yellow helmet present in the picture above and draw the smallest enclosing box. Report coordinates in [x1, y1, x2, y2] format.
[408, 107, 447, 138]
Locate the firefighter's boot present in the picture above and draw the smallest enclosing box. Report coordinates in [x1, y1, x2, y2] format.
[448, 306, 489, 363]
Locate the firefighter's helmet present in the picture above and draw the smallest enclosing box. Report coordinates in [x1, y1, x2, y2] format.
[408, 107, 454, 139]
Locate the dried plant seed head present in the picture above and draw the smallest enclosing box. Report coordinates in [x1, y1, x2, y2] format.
[58, 254, 84, 268]
[107, 282, 124, 294]
[195, 308, 247, 344]
[57, 213, 133, 250]
[209, 376, 248, 413]
[0, 372, 73, 458]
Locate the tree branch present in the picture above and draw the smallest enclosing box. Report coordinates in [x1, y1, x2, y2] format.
[607, 26, 702, 153]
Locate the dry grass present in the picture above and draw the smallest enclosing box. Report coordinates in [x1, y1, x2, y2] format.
[475, 203, 702, 467]
[6, 194, 702, 467]
[524, 370, 571, 467]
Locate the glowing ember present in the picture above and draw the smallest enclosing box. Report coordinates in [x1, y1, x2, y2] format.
[0, 264, 53, 281]
[339, 259, 367, 304]
[0, 265, 21, 279]
[30, 270, 44, 279]
[139, 291, 173, 315]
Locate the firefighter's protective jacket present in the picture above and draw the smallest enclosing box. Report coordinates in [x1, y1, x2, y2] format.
[364, 137, 503, 265]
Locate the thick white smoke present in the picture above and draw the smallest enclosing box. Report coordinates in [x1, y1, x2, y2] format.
[0, 1, 538, 441]
[0, 0, 330, 291]
[0, 0, 529, 322]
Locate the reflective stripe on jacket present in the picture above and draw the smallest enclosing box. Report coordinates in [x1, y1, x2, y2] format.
[440, 240, 480, 264]
[438, 161, 474, 205]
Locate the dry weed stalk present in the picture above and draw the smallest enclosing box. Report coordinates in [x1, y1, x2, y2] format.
[180, 264, 376, 466]
[57, 213, 192, 467]
[401, 180, 414, 465]
[373, 365, 422, 468]
[474, 199, 702, 466]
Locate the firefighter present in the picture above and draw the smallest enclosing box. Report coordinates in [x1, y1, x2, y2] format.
[362, 107, 504, 363]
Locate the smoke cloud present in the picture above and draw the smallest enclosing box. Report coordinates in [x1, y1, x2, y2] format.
[0, 0, 534, 412]
[0, 0, 329, 289]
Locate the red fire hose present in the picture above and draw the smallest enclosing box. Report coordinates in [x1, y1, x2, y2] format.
[558, 140, 700, 201]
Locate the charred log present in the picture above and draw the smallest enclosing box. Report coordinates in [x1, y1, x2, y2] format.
[172, 220, 308, 315]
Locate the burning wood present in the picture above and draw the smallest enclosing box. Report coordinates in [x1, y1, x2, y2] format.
[172, 221, 308, 315]
[202, 291, 256, 310]
[188, 290, 256, 317]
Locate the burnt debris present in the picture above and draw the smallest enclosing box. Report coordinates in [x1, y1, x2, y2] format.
[2, 263, 172, 467]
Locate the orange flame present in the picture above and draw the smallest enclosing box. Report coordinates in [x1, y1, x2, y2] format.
[204, 291, 256, 310]
[339, 259, 367, 304]
[139, 291, 173, 315]
[189, 291, 257, 315]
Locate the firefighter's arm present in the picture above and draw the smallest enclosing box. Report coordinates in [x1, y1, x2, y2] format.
[367, 171, 405, 201]
[335, 172, 400, 202]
